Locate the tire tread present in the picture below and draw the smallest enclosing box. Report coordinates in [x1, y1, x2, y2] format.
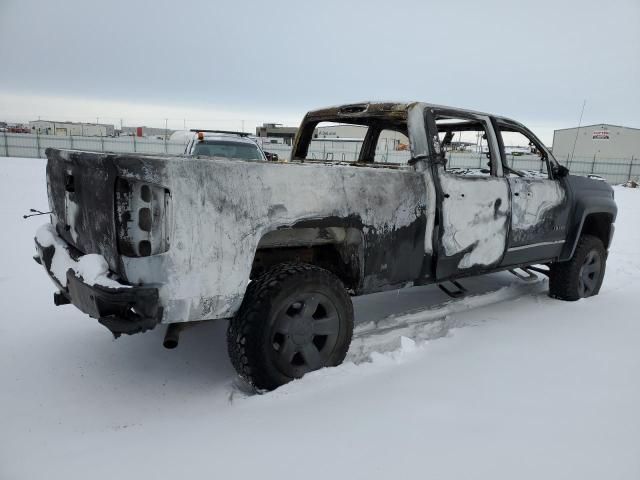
[549, 234, 605, 301]
[227, 262, 353, 390]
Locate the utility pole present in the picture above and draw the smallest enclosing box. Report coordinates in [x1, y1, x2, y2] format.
[3, 129, 9, 157]
[569, 100, 586, 168]
[36, 128, 41, 158]
[164, 118, 168, 153]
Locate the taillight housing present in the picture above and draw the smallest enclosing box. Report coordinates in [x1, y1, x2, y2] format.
[115, 177, 172, 257]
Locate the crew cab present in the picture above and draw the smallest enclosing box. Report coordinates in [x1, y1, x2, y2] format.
[34, 101, 617, 390]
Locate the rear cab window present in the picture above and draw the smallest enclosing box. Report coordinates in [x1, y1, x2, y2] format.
[374, 129, 411, 164]
[293, 116, 412, 168]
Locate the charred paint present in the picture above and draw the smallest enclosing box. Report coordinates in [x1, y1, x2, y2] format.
[46, 147, 430, 323]
[438, 171, 510, 270]
[507, 177, 566, 247]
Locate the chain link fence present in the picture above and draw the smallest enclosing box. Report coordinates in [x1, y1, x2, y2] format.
[0, 132, 186, 158]
[2, 132, 638, 184]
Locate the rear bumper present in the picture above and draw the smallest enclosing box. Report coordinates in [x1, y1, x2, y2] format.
[34, 236, 161, 337]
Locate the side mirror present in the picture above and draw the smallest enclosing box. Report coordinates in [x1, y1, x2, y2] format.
[554, 164, 569, 178]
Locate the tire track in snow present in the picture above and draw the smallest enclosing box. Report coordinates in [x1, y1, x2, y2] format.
[348, 278, 548, 363]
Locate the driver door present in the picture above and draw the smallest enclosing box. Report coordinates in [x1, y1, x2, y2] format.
[495, 122, 570, 265]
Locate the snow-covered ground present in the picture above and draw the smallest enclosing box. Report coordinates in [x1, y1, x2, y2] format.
[1, 157, 639, 480]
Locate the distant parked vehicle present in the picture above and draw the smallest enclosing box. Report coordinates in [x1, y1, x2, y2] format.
[7, 126, 31, 134]
[182, 130, 268, 162]
[264, 151, 279, 161]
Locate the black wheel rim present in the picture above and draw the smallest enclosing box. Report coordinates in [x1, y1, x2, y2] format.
[578, 249, 602, 298]
[269, 292, 341, 378]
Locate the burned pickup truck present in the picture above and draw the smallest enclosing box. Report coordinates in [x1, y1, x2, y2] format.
[34, 102, 617, 390]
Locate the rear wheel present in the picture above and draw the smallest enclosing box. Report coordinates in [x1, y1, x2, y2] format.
[227, 263, 353, 391]
[549, 234, 606, 301]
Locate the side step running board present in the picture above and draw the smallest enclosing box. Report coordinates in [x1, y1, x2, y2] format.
[508, 266, 543, 282]
[437, 280, 467, 298]
[525, 265, 551, 277]
[438, 265, 548, 299]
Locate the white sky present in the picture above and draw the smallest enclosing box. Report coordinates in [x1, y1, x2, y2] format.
[1, 0, 639, 145]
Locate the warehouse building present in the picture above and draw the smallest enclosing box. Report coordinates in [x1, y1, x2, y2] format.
[314, 124, 367, 139]
[29, 120, 115, 137]
[552, 124, 640, 162]
[314, 124, 408, 148]
[256, 123, 298, 145]
[120, 126, 175, 138]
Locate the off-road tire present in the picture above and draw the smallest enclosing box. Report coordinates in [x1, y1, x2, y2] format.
[227, 263, 354, 391]
[549, 234, 606, 301]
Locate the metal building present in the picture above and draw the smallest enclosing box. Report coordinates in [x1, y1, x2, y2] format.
[314, 124, 367, 139]
[29, 120, 115, 137]
[552, 124, 640, 162]
[255, 123, 299, 145]
[120, 126, 175, 138]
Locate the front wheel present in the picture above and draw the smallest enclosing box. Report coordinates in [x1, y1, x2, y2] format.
[549, 234, 606, 301]
[227, 263, 354, 391]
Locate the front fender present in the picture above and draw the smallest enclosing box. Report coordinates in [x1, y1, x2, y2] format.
[560, 176, 617, 261]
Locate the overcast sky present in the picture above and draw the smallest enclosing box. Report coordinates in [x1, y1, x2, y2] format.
[1, 0, 638, 143]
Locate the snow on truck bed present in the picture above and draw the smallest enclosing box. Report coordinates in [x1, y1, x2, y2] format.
[1, 157, 639, 480]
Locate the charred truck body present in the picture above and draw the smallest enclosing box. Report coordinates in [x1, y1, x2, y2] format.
[34, 102, 617, 390]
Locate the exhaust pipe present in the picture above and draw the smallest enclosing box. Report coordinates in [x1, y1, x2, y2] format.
[53, 291, 71, 306]
[163, 323, 181, 349]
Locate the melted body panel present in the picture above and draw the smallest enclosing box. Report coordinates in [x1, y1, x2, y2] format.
[46, 149, 431, 323]
[436, 169, 510, 276]
[508, 177, 567, 247]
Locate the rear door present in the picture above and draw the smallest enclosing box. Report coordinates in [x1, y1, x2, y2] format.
[425, 108, 511, 280]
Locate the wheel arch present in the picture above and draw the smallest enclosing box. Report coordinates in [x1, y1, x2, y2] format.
[250, 225, 365, 291]
[561, 207, 616, 261]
